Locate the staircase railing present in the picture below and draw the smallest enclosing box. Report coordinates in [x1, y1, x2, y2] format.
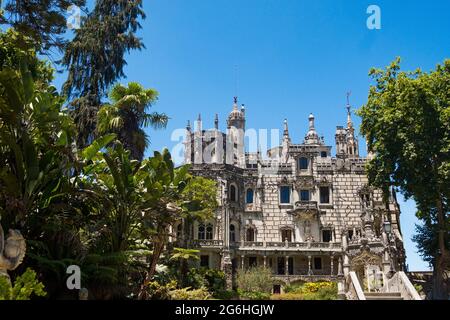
[346, 272, 366, 300]
[382, 271, 422, 300]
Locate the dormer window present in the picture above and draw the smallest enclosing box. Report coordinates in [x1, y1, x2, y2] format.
[299, 157, 309, 170]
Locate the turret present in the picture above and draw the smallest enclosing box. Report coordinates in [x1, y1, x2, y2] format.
[304, 113, 321, 144]
[226, 97, 246, 167]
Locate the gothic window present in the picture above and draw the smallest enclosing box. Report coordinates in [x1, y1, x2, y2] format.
[200, 255, 209, 268]
[300, 190, 310, 201]
[320, 151, 327, 158]
[198, 223, 205, 240]
[246, 188, 254, 204]
[230, 184, 237, 202]
[280, 186, 291, 204]
[281, 229, 293, 242]
[246, 227, 256, 242]
[314, 257, 322, 270]
[299, 157, 309, 170]
[319, 186, 330, 203]
[229, 224, 236, 242]
[206, 223, 213, 240]
[322, 229, 332, 242]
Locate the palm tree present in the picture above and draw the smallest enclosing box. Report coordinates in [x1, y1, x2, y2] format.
[97, 82, 168, 161]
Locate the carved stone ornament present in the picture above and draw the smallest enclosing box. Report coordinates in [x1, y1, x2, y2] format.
[0, 223, 26, 281]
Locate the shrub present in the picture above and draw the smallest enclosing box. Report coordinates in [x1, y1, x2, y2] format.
[270, 293, 304, 300]
[145, 280, 177, 300]
[301, 282, 338, 300]
[236, 266, 273, 299]
[213, 289, 239, 300]
[237, 289, 271, 300]
[185, 268, 226, 294]
[169, 287, 211, 300]
[0, 269, 47, 300]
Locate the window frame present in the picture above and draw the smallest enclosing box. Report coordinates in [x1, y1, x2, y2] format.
[298, 157, 309, 170]
[319, 186, 330, 204]
[300, 189, 310, 201]
[280, 186, 291, 204]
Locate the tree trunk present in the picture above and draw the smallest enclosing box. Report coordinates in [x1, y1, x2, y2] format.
[433, 198, 449, 299]
[138, 236, 166, 300]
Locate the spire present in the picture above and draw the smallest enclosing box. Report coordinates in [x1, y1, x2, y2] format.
[186, 120, 191, 131]
[214, 113, 219, 130]
[196, 114, 202, 132]
[309, 113, 315, 130]
[305, 113, 321, 145]
[233, 96, 238, 110]
[283, 118, 290, 141]
[346, 91, 353, 129]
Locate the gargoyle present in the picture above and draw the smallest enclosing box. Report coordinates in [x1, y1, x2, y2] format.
[0, 223, 26, 281]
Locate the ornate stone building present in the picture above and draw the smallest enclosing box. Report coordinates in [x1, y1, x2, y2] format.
[175, 97, 412, 297]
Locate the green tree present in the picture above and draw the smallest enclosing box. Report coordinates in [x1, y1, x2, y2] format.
[357, 58, 450, 299]
[0, 0, 86, 53]
[236, 267, 273, 300]
[97, 82, 168, 161]
[169, 247, 199, 287]
[62, 0, 145, 148]
[137, 150, 218, 299]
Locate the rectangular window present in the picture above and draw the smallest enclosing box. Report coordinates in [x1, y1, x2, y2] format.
[320, 151, 327, 158]
[280, 186, 291, 204]
[249, 257, 257, 268]
[299, 157, 309, 170]
[200, 255, 209, 268]
[314, 257, 322, 270]
[300, 190, 310, 201]
[322, 230, 332, 242]
[320, 186, 330, 203]
[281, 229, 292, 242]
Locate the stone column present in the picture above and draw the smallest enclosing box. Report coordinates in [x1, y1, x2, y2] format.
[285, 256, 289, 276]
[330, 254, 334, 276]
[308, 255, 312, 275]
[338, 257, 343, 276]
[263, 255, 267, 268]
[241, 255, 245, 269]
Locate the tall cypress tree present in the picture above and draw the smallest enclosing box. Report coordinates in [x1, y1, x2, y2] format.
[62, 0, 145, 148]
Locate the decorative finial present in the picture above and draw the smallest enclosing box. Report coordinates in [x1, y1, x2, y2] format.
[214, 113, 219, 129]
[233, 96, 238, 104]
[186, 120, 191, 131]
[197, 113, 201, 122]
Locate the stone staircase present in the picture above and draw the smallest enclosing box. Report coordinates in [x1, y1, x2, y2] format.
[364, 292, 403, 300]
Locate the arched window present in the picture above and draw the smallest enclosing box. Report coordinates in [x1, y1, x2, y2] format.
[230, 185, 237, 202]
[246, 188, 254, 204]
[246, 227, 256, 242]
[229, 224, 236, 242]
[299, 157, 309, 170]
[206, 223, 213, 240]
[198, 223, 205, 240]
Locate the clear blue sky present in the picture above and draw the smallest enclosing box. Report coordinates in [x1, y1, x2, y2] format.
[53, 0, 450, 270]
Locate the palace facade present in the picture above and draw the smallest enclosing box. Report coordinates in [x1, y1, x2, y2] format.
[175, 97, 409, 296]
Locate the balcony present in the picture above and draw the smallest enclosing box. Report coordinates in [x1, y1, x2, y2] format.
[238, 241, 342, 251]
[192, 239, 223, 248]
[294, 201, 318, 211]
